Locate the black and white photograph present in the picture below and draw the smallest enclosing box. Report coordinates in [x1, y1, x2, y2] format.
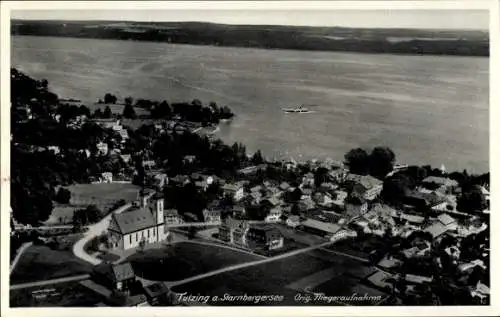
[2, 0, 498, 315]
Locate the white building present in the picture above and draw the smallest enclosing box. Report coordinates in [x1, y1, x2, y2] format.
[108, 194, 168, 250]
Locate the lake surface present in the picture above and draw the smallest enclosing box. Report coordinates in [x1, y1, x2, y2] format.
[12, 35, 489, 173]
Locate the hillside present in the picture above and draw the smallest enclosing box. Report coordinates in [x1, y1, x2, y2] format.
[11, 20, 489, 57]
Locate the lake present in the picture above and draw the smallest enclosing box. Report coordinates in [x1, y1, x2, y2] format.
[11, 35, 489, 173]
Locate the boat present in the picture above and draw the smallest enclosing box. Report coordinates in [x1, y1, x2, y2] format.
[282, 105, 313, 113]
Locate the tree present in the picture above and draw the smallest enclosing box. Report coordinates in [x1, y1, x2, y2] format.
[104, 93, 117, 104]
[369, 147, 396, 179]
[344, 148, 370, 175]
[55, 187, 71, 204]
[124, 96, 134, 106]
[381, 174, 413, 205]
[123, 103, 136, 119]
[314, 167, 329, 187]
[251, 150, 264, 165]
[93, 108, 103, 118]
[103, 106, 112, 118]
[457, 186, 487, 214]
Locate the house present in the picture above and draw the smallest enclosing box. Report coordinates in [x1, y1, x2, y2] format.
[403, 191, 447, 211]
[300, 218, 342, 237]
[302, 172, 315, 187]
[405, 274, 433, 284]
[437, 213, 458, 231]
[184, 212, 199, 222]
[344, 174, 383, 201]
[93, 118, 121, 129]
[265, 207, 282, 223]
[422, 176, 458, 194]
[183, 155, 196, 164]
[153, 173, 168, 190]
[279, 182, 291, 191]
[96, 141, 109, 156]
[92, 262, 136, 292]
[203, 209, 221, 223]
[286, 215, 301, 228]
[459, 260, 487, 273]
[301, 188, 313, 198]
[377, 256, 403, 272]
[366, 270, 394, 292]
[170, 175, 191, 186]
[101, 172, 113, 183]
[328, 168, 346, 183]
[470, 281, 490, 304]
[246, 224, 284, 250]
[120, 154, 132, 164]
[222, 182, 245, 201]
[144, 282, 170, 306]
[237, 164, 268, 176]
[424, 222, 448, 238]
[232, 205, 247, 218]
[400, 213, 425, 226]
[219, 218, 250, 247]
[344, 195, 368, 220]
[118, 129, 129, 142]
[164, 209, 182, 225]
[250, 185, 263, 194]
[47, 145, 61, 155]
[107, 194, 167, 250]
[143, 160, 156, 169]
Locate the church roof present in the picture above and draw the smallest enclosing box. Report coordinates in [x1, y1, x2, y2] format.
[112, 208, 156, 234]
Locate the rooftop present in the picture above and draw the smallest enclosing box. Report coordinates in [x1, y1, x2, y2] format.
[422, 176, 458, 187]
[301, 218, 342, 234]
[437, 213, 457, 226]
[345, 174, 383, 190]
[112, 208, 156, 234]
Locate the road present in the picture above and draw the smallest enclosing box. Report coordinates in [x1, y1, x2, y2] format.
[10, 274, 90, 290]
[72, 203, 131, 265]
[14, 224, 89, 231]
[183, 239, 267, 259]
[10, 242, 33, 275]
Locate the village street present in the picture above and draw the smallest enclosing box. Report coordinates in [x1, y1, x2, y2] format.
[10, 274, 90, 291]
[72, 203, 132, 265]
[10, 242, 33, 275]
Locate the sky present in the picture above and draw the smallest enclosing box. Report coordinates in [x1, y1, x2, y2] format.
[11, 9, 489, 30]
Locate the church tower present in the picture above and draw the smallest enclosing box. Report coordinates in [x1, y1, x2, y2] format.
[155, 194, 166, 241]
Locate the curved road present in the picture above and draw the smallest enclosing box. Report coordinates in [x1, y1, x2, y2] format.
[73, 203, 131, 265]
[10, 242, 33, 275]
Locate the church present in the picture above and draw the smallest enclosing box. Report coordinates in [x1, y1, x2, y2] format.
[107, 191, 171, 251]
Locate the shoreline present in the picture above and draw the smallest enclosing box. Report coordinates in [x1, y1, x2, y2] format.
[11, 34, 489, 59]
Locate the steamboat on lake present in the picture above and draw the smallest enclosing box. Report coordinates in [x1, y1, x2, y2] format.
[282, 105, 315, 113]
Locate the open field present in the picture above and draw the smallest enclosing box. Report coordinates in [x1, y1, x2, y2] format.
[66, 183, 140, 208]
[10, 280, 103, 307]
[171, 251, 365, 305]
[10, 243, 93, 285]
[87, 103, 150, 117]
[44, 205, 75, 225]
[127, 241, 261, 281]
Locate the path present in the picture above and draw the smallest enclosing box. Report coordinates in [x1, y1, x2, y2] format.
[10, 242, 33, 275]
[10, 274, 90, 290]
[317, 247, 369, 263]
[73, 203, 131, 265]
[14, 224, 89, 231]
[183, 240, 267, 259]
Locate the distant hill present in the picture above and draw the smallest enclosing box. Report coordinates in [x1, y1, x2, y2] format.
[11, 20, 489, 56]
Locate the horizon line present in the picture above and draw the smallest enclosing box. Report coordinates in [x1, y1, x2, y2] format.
[10, 18, 490, 32]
